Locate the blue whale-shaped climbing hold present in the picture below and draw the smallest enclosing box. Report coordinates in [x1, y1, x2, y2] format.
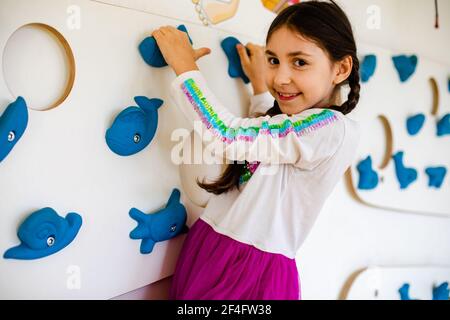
[129, 188, 189, 254]
[392, 55, 418, 82]
[424, 166, 447, 188]
[360, 54, 377, 83]
[139, 25, 193, 68]
[3, 207, 82, 260]
[392, 151, 417, 189]
[356, 155, 379, 190]
[0, 96, 28, 163]
[406, 113, 425, 136]
[106, 96, 163, 156]
[221, 36, 250, 84]
[433, 282, 449, 300]
[436, 113, 450, 137]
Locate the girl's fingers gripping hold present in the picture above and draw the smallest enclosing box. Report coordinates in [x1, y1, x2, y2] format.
[236, 43, 251, 68]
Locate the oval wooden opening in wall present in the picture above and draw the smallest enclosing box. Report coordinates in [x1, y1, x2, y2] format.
[2, 23, 75, 111]
[345, 114, 394, 204]
[429, 77, 439, 116]
[376, 114, 393, 171]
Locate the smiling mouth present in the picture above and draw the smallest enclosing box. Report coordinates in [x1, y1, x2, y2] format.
[276, 91, 301, 101]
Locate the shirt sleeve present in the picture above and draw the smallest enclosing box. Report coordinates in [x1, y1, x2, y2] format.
[248, 91, 275, 117]
[170, 70, 345, 170]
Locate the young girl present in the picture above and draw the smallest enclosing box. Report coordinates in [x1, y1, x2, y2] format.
[153, 0, 361, 300]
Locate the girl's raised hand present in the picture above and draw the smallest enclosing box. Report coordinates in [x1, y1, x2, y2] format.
[152, 26, 211, 76]
[236, 43, 268, 95]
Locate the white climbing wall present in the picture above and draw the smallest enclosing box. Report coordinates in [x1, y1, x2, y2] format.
[0, 0, 273, 299]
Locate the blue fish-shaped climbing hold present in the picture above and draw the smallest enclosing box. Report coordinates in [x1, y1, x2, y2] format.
[425, 166, 447, 188]
[392, 55, 418, 82]
[129, 188, 188, 254]
[221, 36, 250, 84]
[0, 96, 28, 163]
[106, 96, 163, 156]
[139, 25, 193, 68]
[392, 151, 417, 189]
[360, 54, 377, 83]
[3, 207, 82, 260]
[437, 113, 450, 137]
[406, 113, 425, 136]
[432, 282, 449, 300]
[356, 155, 379, 190]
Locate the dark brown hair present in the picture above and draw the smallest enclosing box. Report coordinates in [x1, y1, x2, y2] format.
[198, 0, 360, 195]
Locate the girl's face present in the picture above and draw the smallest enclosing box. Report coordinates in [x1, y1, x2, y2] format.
[265, 26, 341, 115]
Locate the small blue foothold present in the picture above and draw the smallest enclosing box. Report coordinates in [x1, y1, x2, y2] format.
[406, 113, 425, 136]
[360, 54, 377, 83]
[139, 25, 193, 68]
[221, 36, 250, 84]
[424, 166, 447, 188]
[437, 113, 450, 137]
[356, 156, 379, 190]
[432, 282, 449, 300]
[392, 55, 418, 82]
[399, 283, 419, 300]
[392, 151, 417, 189]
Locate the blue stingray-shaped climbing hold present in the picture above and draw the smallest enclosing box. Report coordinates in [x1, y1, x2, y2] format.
[356, 156, 378, 190]
[0, 96, 28, 163]
[436, 113, 450, 137]
[392, 55, 418, 82]
[432, 282, 449, 300]
[221, 36, 250, 84]
[139, 25, 193, 68]
[424, 166, 447, 188]
[3, 207, 82, 260]
[406, 113, 425, 136]
[399, 283, 417, 300]
[129, 188, 188, 254]
[105, 96, 163, 156]
[360, 54, 377, 83]
[392, 151, 417, 189]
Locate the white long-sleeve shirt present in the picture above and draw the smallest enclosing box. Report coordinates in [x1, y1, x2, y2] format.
[170, 71, 360, 259]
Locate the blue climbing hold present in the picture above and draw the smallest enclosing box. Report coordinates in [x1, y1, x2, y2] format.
[437, 113, 450, 137]
[360, 54, 377, 83]
[139, 25, 193, 68]
[432, 282, 449, 300]
[221, 36, 250, 84]
[392, 151, 417, 189]
[399, 283, 417, 300]
[129, 188, 188, 254]
[406, 113, 425, 136]
[424, 166, 447, 188]
[0, 96, 28, 163]
[106, 96, 163, 156]
[392, 55, 418, 82]
[4, 207, 82, 260]
[356, 156, 379, 190]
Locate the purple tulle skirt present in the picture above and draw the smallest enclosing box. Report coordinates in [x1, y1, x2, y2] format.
[169, 218, 301, 300]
